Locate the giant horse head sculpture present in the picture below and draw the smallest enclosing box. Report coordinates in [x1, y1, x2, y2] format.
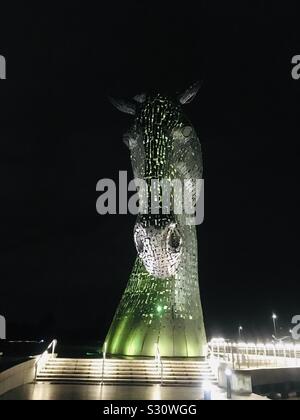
[110, 83, 203, 279]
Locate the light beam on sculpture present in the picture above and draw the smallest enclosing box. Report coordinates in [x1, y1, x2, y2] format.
[105, 83, 207, 357]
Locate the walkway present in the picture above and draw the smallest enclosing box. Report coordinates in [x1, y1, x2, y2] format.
[0, 383, 268, 400]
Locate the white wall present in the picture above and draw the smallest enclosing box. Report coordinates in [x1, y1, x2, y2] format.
[218, 363, 253, 395]
[0, 359, 36, 396]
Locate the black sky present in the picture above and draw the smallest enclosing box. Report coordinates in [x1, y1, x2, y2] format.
[0, 2, 300, 343]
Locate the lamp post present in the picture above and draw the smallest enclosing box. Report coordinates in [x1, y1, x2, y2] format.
[203, 380, 212, 400]
[272, 314, 278, 338]
[238, 326, 243, 341]
[225, 368, 232, 400]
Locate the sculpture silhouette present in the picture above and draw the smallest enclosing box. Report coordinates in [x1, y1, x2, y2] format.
[105, 83, 206, 357]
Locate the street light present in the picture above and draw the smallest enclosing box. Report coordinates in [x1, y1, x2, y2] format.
[238, 326, 243, 341]
[272, 313, 278, 338]
[203, 380, 212, 400]
[225, 368, 232, 400]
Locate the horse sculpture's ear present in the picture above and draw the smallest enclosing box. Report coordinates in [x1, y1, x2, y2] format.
[133, 93, 146, 104]
[109, 96, 137, 115]
[178, 81, 202, 105]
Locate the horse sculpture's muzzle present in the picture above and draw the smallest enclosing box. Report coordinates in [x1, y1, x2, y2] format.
[134, 221, 183, 278]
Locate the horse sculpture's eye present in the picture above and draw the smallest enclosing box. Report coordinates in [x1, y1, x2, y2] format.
[123, 134, 130, 148]
[168, 228, 182, 252]
[182, 126, 193, 137]
[123, 133, 138, 149]
[172, 126, 193, 143]
[135, 235, 144, 254]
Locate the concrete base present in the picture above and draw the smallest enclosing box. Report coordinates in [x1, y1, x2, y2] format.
[0, 359, 36, 396]
[218, 363, 253, 395]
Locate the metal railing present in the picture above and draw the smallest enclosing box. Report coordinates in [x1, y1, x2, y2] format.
[154, 343, 163, 385]
[208, 339, 300, 370]
[35, 339, 57, 380]
[101, 342, 107, 385]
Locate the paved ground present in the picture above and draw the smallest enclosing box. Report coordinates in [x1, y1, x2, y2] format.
[0, 383, 268, 400]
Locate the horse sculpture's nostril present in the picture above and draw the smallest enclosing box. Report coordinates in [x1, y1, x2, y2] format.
[167, 226, 182, 253]
[168, 230, 181, 251]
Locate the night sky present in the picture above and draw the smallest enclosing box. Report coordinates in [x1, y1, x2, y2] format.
[1, 2, 300, 343]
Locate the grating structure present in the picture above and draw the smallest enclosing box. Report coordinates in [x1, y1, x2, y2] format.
[106, 89, 206, 357]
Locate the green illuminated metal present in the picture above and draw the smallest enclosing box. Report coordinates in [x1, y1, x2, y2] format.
[105, 85, 206, 357]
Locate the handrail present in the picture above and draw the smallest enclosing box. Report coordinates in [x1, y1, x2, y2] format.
[208, 340, 300, 369]
[154, 343, 163, 385]
[101, 342, 107, 385]
[35, 339, 57, 380]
